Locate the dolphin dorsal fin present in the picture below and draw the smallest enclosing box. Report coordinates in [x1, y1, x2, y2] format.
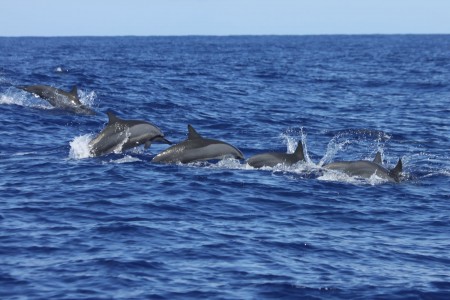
[389, 158, 403, 182]
[187, 125, 202, 140]
[70, 85, 78, 96]
[373, 152, 382, 165]
[294, 141, 305, 161]
[106, 111, 121, 124]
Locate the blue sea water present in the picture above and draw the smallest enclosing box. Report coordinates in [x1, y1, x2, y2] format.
[1, 35, 450, 299]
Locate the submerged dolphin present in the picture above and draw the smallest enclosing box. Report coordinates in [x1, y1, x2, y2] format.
[323, 152, 403, 182]
[152, 125, 244, 164]
[18, 85, 95, 115]
[247, 141, 305, 168]
[89, 111, 171, 157]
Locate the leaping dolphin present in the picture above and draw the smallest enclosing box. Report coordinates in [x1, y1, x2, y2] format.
[89, 111, 171, 157]
[152, 125, 244, 164]
[18, 84, 95, 115]
[323, 152, 403, 182]
[247, 141, 305, 168]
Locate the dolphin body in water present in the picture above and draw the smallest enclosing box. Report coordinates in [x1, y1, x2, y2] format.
[323, 152, 403, 182]
[89, 111, 171, 157]
[247, 141, 305, 168]
[152, 125, 244, 164]
[18, 85, 95, 115]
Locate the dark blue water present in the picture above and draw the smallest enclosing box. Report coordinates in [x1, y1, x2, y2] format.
[1, 35, 450, 299]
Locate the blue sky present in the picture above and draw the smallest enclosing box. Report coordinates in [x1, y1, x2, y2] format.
[1, 0, 449, 36]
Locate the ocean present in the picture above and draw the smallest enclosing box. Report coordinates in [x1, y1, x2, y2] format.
[1, 35, 449, 299]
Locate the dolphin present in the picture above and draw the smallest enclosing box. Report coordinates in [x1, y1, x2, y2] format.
[323, 152, 403, 182]
[18, 84, 95, 115]
[152, 125, 244, 164]
[89, 111, 171, 157]
[247, 141, 305, 168]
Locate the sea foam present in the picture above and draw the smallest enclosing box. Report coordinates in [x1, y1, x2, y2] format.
[69, 134, 94, 159]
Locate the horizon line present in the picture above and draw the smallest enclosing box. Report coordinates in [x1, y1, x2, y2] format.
[1, 33, 449, 38]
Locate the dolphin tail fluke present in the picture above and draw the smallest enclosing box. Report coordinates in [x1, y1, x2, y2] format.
[389, 158, 403, 182]
[373, 152, 382, 165]
[294, 141, 305, 161]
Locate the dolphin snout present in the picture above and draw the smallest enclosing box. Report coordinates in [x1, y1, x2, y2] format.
[153, 136, 172, 145]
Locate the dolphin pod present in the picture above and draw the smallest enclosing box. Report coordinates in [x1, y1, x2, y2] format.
[18, 85, 96, 115]
[16, 84, 404, 183]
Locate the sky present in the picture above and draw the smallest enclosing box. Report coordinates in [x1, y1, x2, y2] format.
[1, 0, 450, 36]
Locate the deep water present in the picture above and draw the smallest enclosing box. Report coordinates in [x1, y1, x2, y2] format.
[1, 35, 450, 299]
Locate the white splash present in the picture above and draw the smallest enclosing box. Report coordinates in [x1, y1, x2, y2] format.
[0, 93, 21, 105]
[78, 89, 97, 107]
[12, 151, 37, 156]
[319, 138, 352, 166]
[215, 157, 250, 170]
[54, 66, 68, 73]
[69, 134, 94, 160]
[279, 127, 315, 164]
[108, 155, 142, 164]
[318, 169, 388, 186]
[0, 89, 52, 109]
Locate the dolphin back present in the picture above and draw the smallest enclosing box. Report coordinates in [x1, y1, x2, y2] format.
[247, 141, 305, 168]
[18, 84, 95, 115]
[153, 125, 243, 164]
[247, 153, 290, 168]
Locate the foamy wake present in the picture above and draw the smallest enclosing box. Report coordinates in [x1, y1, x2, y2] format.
[317, 170, 388, 186]
[107, 155, 142, 164]
[0, 90, 52, 109]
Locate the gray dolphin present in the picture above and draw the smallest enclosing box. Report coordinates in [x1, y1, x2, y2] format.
[323, 152, 403, 182]
[18, 85, 95, 115]
[247, 141, 305, 168]
[152, 125, 244, 164]
[89, 111, 171, 157]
